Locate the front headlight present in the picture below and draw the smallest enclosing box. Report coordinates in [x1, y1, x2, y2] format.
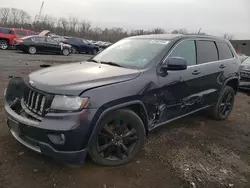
[50, 95, 89, 111]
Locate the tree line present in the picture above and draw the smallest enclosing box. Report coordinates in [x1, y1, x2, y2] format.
[0, 7, 233, 42]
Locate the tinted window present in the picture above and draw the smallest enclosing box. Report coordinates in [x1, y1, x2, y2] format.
[169, 40, 196, 66]
[32, 37, 45, 42]
[46, 38, 58, 44]
[196, 41, 218, 64]
[0, 28, 12, 34]
[216, 42, 234, 60]
[16, 30, 27, 36]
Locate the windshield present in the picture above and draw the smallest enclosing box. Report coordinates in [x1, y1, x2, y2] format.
[92, 38, 169, 69]
[242, 57, 250, 65]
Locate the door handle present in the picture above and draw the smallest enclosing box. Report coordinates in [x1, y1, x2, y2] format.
[192, 70, 201, 75]
[220, 64, 226, 68]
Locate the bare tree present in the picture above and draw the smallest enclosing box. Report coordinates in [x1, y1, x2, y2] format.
[151, 28, 165, 34]
[171, 28, 188, 34]
[0, 8, 11, 26]
[69, 17, 78, 32]
[19, 10, 31, 27]
[223, 33, 234, 40]
[10, 8, 21, 25]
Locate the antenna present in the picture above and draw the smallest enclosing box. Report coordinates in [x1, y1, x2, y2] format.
[198, 28, 201, 34]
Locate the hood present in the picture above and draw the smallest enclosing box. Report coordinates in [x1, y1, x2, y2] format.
[240, 63, 250, 71]
[28, 62, 140, 95]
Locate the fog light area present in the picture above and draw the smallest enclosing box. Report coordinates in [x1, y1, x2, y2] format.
[48, 133, 66, 145]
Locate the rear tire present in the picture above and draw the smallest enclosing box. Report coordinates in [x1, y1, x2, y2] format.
[209, 86, 235, 120]
[62, 48, 70, 56]
[89, 109, 146, 166]
[91, 49, 97, 55]
[28, 46, 36, 54]
[0, 40, 9, 50]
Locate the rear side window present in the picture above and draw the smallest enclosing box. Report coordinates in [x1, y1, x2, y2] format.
[0, 28, 12, 34]
[216, 42, 234, 60]
[15, 30, 27, 36]
[169, 40, 196, 66]
[196, 41, 218, 64]
[32, 37, 45, 42]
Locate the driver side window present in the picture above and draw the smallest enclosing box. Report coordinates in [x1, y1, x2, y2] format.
[169, 40, 196, 66]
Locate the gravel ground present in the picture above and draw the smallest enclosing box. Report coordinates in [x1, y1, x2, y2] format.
[0, 50, 250, 188]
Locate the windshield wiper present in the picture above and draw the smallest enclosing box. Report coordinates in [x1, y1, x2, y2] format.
[100, 61, 122, 67]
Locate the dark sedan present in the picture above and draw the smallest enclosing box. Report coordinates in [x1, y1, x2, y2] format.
[63, 37, 99, 54]
[15, 36, 72, 56]
[239, 57, 250, 91]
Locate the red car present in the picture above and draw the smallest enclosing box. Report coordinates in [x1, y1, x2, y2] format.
[0, 27, 37, 50]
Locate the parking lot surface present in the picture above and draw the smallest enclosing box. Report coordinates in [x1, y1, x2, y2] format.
[0, 50, 250, 188]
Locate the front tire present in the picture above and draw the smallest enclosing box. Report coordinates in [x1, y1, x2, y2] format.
[89, 109, 146, 166]
[0, 40, 9, 50]
[71, 47, 78, 54]
[91, 48, 97, 55]
[209, 86, 235, 120]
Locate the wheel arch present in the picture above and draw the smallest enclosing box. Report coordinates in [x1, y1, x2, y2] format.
[0, 37, 10, 44]
[223, 76, 239, 94]
[87, 100, 149, 148]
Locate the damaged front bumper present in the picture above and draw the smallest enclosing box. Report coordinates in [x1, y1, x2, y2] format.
[3, 79, 97, 165]
[4, 99, 89, 164]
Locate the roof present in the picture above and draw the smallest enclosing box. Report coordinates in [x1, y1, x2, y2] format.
[129, 34, 228, 42]
[129, 34, 182, 40]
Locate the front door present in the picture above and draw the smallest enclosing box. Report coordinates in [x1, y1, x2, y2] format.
[155, 39, 200, 125]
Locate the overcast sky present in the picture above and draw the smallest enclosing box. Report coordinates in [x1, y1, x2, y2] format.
[1, 0, 250, 39]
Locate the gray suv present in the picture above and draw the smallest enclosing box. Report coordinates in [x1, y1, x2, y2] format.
[4, 34, 240, 166]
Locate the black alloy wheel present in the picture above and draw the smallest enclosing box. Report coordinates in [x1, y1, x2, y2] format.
[219, 92, 233, 118]
[209, 86, 235, 120]
[89, 109, 146, 166]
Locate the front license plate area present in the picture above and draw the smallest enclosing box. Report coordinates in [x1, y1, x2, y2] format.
[7, 117, 21, 135]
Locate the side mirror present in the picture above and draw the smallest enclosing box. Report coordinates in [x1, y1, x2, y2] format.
[161, 57, 187, 71]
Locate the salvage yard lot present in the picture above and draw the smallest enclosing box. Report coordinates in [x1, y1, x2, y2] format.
[0, 50, 250, 188]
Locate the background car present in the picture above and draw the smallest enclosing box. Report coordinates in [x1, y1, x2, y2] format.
[0, 27, 37, 50]
[15, 36, 72, 56]
[239, 57, 250, 91]
[63, 37, 99, 54]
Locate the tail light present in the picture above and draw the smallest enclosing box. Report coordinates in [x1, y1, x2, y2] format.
[15, 39, 24, 44]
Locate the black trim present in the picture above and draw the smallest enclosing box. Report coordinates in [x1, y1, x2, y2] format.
[87, 100, 149, 147]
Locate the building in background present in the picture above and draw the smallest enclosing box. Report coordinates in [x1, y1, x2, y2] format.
[230, 40, 250, 56]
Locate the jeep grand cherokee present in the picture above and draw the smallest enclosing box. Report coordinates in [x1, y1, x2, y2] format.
[4, 34, 240, 166]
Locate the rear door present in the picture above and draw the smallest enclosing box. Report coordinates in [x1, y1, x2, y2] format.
[190, 40, 221, 108]
[45, 37, 61, 52]
[215, 41, 237, 83]
[31, 36, 46, 51]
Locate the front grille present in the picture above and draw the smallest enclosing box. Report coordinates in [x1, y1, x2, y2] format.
[240, 71, 250, 82]
[22, 84, 54, 117]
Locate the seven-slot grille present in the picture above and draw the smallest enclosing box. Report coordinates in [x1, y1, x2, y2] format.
[23, 84, 54, 116]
